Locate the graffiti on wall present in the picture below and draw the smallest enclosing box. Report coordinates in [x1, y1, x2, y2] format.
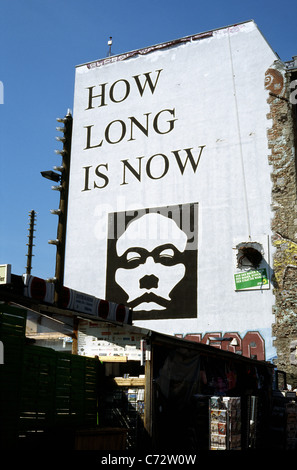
[175, 331, 265, 360]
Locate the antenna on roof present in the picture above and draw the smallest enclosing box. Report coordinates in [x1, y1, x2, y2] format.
[107, 36, 113, 57]
[26, 210, 37, 275]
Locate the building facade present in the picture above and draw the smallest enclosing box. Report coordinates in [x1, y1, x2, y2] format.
[63, 21, 297, 382]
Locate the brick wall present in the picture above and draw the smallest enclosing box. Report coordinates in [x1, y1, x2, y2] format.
[266, 61, 297, 386]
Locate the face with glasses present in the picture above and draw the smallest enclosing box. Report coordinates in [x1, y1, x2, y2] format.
[114, 213, 188, 312]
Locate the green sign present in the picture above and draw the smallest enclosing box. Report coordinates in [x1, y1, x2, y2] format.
[234, 268, 268, 290]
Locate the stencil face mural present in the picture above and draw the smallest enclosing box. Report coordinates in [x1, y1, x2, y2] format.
[106, 203, 198, 320]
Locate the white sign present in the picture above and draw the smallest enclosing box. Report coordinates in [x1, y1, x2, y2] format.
[0, 264, 11, 284]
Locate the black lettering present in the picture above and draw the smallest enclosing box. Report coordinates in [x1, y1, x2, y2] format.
[133, 69, 163, 96]
[153, 108, 177, 135]
[121, 157, 144, 185]
[85, 84, 107, 109]
[82, 166, 92, 191]
[94, 164, 109, 188]
[109, 79, 130, 103]
[84, 125, 103, 149]
[146, 154, 169, 180]
[172, 146, 205, 174]
[128, 113, 151, 141]
[105, 120, 126, 144]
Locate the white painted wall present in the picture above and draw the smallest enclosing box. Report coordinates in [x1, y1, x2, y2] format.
[65, 21, 278, 360]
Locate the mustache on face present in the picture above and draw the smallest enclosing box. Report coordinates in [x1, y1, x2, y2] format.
[127, 292, 171, 309]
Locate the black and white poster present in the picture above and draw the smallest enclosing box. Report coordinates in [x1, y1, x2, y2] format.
[106, 203, 198, 320]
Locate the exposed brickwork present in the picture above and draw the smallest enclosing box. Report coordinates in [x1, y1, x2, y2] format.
[266, 61, 297, 386]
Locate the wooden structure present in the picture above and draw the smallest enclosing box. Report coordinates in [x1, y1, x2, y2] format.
[0, 277, 294, 450]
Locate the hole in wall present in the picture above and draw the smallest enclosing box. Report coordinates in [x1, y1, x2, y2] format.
[236, 242, 263, 269]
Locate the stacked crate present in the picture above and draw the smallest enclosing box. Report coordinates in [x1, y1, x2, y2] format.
[0, 306, 27, 448]
[0, 305, 101, 449]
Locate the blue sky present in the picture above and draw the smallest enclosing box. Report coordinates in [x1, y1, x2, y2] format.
[0, 0, 296, 281]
